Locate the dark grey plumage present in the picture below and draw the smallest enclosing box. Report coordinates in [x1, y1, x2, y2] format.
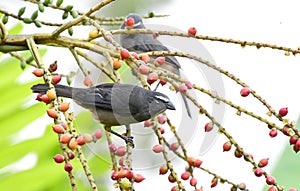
[120, 13, 191, 117]
[31, 83, 175, 126]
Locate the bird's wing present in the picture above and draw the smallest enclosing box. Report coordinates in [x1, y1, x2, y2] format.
[128, 34, 181, 69]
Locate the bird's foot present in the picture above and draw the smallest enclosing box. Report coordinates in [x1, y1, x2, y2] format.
[123, 136, 134, 148]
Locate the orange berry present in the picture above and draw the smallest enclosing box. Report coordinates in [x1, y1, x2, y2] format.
[47, 109, 58, 118]
[60, 133, 72, 144]
[68, 137, 78, 150]
[46, 89, 56, 100]
[32, 69, 44, 77]
[89, 29, 99, 38]
[84, 77, 93, 87]
[113, 59, 122, 70]
[59, 102, 70, 112]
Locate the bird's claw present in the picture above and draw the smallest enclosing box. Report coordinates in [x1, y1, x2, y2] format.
[124, 136, 134, 148]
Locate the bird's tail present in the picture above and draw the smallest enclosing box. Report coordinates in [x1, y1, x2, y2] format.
[31, 84, 73, 98]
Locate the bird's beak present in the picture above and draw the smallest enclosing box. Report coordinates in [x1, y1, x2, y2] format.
[166, 101, 176, 110]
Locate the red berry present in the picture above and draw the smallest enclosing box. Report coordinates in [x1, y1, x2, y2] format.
[36, 93, 43, 101]
[188, 27, 197, 36]
[49, 61, 58, 72]
[60, 133, 72, 144]
[293, 144, 300, 153]
[282, 126, 290, 136]
[171, 186, 179, 191]
[120, 49, 130, 59]
[134, 174, 145, 183]
[181, 172, 190, 180]
[51, 75, 62, 84]
[160, 128, 165, 134]
[109, 143, 117, 152]
[141, 54, 150, 62]
[239, 183, 246, 190]
[223, 141, 232, 152]
[258, 158, 269, 167]
[64, 162, 73, 172]
[204, 122, 213, 132]
[68, 150, 75, 159]
[82, 134, 93, 143]
[211, 178, 218, 188]
[47, 109, 58, 118]
[125, 17, 134, 27]
[290, 136, 298, 145]
[194, 159, 203, 167]
[139, 64, 149, 75]
[289, 188, 298, 191]
[268, 186, 277, 191]
[158, 115, 167, 124]
[187, 156, 196, 166]
[152, 144, 163, 153]
[76, 135, 86, 145]
[279, 107, 288, 117]
[118, 168, 128, 178]
[155, 56, 165, 65]
[168, 174, 176, 183]
[144, 120, 153, 127]
[185, 81, 193, 89]
[40, 94, 51, 104]
[159, 164, 168, 175]
[111, 171, 119, 180]
[93, 129, 103, 139]
[125, 170, 134, 180]
[269, 129, 278, 138]
[84, 77, 93, 87]
[234, 149, 243, 158]
[53, 154, 64, 163]
[159, 77, 167, 86]
[170, 142, 179, 151]
[52, 124, 65, 134]
[266, 176, 275, 185]
[296, 139, 300, 149]
[240, 87, 250, 97]
[32, 69, 44, 77]
[178, 84, 188, 93]
[131, 52, 139, 60]
[116, 146, 126, 156]
[254, 168, 264, 177]
[147, 72, 158, 85]
[190, 177, 197, 186]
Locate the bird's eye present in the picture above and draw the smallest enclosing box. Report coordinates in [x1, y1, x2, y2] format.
[154, 95, 169, 103]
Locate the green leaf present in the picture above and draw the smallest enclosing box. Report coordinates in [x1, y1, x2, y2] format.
[34, 21, 42, 28]
[38, 3, 45, 12]
[2, 15, 8, 24]
[65, 5, 73, 12]
[18, 7, 26, 17]
[68, 27, 73, 36]
[23, 18, 33, 24]
[43, 0, 51, 6]
[70, 10, 78, 19]
[31, 10, 39, 20]
[62, 11, 68, 19]
[56, 0, 64, 7]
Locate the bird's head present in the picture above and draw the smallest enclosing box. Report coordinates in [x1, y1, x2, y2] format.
[121, 13, 145, 29]
[147, 91, 176, 117]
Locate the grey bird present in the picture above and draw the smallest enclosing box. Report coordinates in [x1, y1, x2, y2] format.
[120, 13, 191, 117]
[31, 83, 175, 145]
